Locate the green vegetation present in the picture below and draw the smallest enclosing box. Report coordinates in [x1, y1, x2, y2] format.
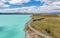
[30, 14, 60, 38]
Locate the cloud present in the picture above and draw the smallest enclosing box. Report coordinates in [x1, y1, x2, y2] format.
[0, 0, 30, 5]
[0, 0, 60, 13]
[0, 0, 31, 7]
[0, 6, 40, 13]
[0, 5, 60, 13]
[39, 0, 60, 5]
[0, 0, 10, 7]
[0, 3, 10, 7]
[8, 0, 30, 5]
[52, 1, 60, 6]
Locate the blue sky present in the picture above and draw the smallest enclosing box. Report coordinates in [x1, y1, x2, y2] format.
[0, 0, 42, 8]
[0, 0, 60, 13]
[8, 1, 42, 8]
[6, 1, 42, 8]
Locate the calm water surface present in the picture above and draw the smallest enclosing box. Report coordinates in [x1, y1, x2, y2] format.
[0, 15, 31, 38]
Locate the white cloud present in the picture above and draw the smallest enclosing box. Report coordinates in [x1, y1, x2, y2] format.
[0, 0, 60, 13]
[52, 1, 60, 6]
[33, 0, 60, 13]
[0, 5, 60, 13]
[0, 2, 10, 7]
[0, 6, 40, 13]
[0, 0, 30, 7]
[0, 0, 10, 7]
[8, 0, 30, 4]
[35, 0, 60, 5]
[0, 0, 7, 2]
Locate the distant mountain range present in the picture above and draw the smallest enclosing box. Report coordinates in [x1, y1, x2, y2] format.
[0, 12, 60, 14]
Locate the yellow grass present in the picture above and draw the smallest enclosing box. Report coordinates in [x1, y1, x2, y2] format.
[30, 14, 60, 38]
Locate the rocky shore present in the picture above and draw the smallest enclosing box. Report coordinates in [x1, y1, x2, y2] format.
[25, 23, 42, 38]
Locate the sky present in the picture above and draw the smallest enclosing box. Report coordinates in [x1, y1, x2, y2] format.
[0, 0, 60, 13]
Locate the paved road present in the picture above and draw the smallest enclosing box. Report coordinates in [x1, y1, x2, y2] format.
[27, 20, 53, 38]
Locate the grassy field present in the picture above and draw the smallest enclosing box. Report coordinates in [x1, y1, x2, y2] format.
[30, 14, 60, 38]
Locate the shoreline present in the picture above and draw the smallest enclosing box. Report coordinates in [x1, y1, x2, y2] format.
[25, 18, 53, 38]
[24, 20, 43, 38]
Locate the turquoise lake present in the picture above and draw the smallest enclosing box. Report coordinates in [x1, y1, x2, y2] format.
[0, 15, 31, 38]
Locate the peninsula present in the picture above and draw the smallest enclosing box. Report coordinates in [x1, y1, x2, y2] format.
[25, 14, 60, 38]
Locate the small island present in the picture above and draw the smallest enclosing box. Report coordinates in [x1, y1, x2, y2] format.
[25, 14, 60, 38]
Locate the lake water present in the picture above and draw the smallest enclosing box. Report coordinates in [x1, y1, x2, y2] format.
[0, 15, 31, 38]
